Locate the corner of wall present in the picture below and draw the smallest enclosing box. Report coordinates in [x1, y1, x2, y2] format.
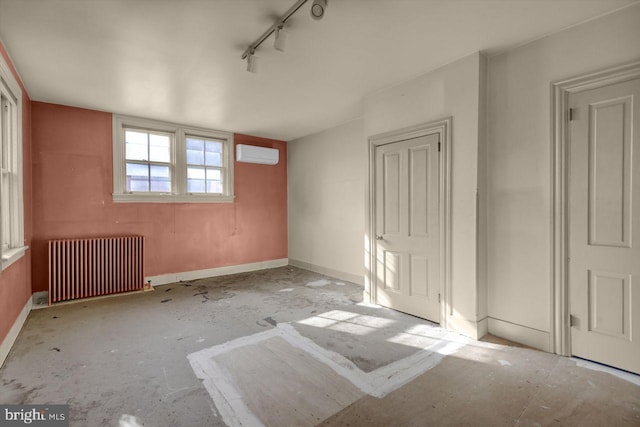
[476, 52, 489, 323]
[289, 259, 364, 286]
[446, 313, 488, 340]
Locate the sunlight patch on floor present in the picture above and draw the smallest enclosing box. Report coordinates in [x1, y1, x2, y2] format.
[188, 319, 467, 427]
[297, 309, 395, 336]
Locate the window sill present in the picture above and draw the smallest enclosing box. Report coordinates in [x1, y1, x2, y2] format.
[1, 245, 28, 271]
[113, 193, 235, 203]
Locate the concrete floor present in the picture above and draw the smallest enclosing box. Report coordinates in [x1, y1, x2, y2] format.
[1, 266, 639, 426]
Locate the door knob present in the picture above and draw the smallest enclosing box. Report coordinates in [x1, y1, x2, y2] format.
[376, 235, 384, 240]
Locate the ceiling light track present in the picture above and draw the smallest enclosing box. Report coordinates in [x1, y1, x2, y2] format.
[241, 0, 308, 61]
[242, 0, 327, 72]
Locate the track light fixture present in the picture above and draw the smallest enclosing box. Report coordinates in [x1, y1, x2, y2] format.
[246, 50, 258, 73]
[274, 25, 288, 52]
[241, 0, 327, 73]
[311, 0, 327, 20]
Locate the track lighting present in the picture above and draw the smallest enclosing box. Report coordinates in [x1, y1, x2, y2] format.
[274, 25, 288, 52]
[241, 0, 328, 73]
[311, 0, 327, 20]
[246, 51, 258, 73]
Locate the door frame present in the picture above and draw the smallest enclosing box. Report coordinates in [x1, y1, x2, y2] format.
[551, 60, 640, 356]
[366, 117, 452, 327]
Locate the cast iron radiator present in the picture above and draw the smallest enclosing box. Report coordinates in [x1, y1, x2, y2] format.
[48, 236, 145, 305]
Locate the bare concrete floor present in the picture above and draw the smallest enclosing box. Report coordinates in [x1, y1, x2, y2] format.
[1, 266, 639, 426]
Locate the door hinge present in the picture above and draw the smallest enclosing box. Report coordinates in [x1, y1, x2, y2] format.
[438, 293, 441, 303]
[569, 108, 575, 121]
[570, 314, 577, 327]
[438, 142, 441, 152]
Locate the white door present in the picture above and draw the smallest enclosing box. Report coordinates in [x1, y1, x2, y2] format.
[375, 133, 440, 323]
[568, 77, 640, 374]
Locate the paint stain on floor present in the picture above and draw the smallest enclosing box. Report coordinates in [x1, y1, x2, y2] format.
[263, 316, 277, 326]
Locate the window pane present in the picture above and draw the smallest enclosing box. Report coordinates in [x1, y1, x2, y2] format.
[150, 179, 171, 192]
[205, 152, 221, 167]
[1, 95, 9, 170]
[186, 167, 223, 193]
[150, 164, 170, 178]
[129, 178, 149, 192]
[126, 163, 149, 192]
[187, 180, 205, 193]
[2, 96, 10, 247]
[186, 138, 204, 165]
[187, 167, 205, 180]
[206, 181, 223, 193]
[149, 134, 170, 162]
[126, 162, 149, 177]
[125, 130, 148, 145]
[125, 130, 148, 161]
[187, 167, 205, 193]
[150, 165, 171, 192]
[205, 168, 222, 194]
[205, 140, 223, 166]
[206, 168, 221, 181]
[126, 142, 148, 161]
[2, 172, 10, 246]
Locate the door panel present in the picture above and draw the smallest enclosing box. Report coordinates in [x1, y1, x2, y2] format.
[569, 77, 640, 374]
[588, 96, 632, 247]
[383, 152, 401, 234]
[410, 256, 428, 297]
[409, 146, 429, 237]
[588, 270, 630, 340]
[384, 251, 401, 292]
[375, 134, 440, 322]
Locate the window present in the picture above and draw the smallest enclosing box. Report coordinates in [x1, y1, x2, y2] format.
[186, 136, 224, 194]
[113, 115, 234, 202]
[125, 129, 172, 193]
[0, 55, 26, 270]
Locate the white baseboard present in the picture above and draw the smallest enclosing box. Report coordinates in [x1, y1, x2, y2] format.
[0, 296, 32, 368]
[445, 315, 488, 340]
[145, 258, 289, 286]
[478, 317, 488, 338]
[488, 317, 551, 351]
[288, 259, 364, 286]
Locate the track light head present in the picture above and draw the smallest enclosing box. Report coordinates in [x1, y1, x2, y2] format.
[246, 51, 259, 73]
[274, 25, 288, 52]
[310, 0, 327, 20]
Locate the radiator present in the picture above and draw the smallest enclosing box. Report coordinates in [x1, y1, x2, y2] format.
[48, 236, 145, 305]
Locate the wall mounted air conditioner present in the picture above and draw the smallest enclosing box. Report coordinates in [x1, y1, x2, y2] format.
[236, 144, 279, 165]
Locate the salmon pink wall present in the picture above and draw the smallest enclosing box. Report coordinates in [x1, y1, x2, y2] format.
[0, 41, 33, 346]
[31, 102, 287, 292]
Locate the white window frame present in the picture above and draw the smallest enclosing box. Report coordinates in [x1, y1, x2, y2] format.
[112, 115, 235, 203]
[0, 53, 26, 270]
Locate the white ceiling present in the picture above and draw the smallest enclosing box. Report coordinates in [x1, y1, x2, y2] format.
[0, 0, 637, 141]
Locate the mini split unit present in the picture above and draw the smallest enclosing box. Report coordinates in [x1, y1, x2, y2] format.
[236, 144, 279, 165]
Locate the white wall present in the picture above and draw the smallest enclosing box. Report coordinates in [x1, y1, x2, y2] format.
[288, 119, 365, 284]
[486, 4, 640, 350]
[364, 52, 487, 338]
[286, 4, 640, 348]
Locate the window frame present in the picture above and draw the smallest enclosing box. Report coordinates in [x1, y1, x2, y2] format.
[112, 115, 234, 203]
[0, 53, 26, 270]
[123, 126, 175, 195]
[184, 132, 227, 196]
